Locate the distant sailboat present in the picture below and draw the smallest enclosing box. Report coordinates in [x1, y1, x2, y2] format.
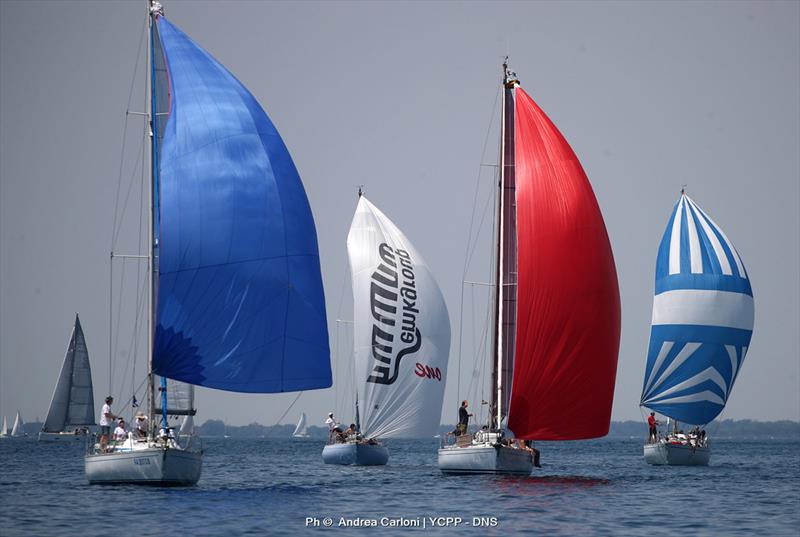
[292, 413, 309, 438]
[438, 60, 621, 475]
[39, 314, 96, 442]
[0, 416, 7, 437]
[323, 194, 451, 466]
[10, 411, 24, 437]
[85, 0, 332, 485]
[640, 191, 754, 466]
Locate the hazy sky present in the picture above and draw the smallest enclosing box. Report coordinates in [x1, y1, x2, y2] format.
[1, 1, 798, 427]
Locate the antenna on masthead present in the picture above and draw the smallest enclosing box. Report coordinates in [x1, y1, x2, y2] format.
[503, 56, 519, 88]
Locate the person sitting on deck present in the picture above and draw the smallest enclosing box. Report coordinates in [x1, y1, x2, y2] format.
[134, 413, 149, 440]
[524, 439, 542, 468]
[342, 423, 357, 439]
[113, 419, 128, 443]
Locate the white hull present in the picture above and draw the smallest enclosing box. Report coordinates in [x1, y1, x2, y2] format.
[644, 441, 710, 466]
[39, 431, 88, 442]
[322, 442, 389, 466]
[438, 443, 533, 475]
[85, 447, 203, 485]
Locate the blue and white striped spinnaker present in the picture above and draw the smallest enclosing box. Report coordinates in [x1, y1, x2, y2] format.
[640, 193, 754, 425]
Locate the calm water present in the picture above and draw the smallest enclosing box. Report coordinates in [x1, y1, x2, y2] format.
[1, 436, 798, 536]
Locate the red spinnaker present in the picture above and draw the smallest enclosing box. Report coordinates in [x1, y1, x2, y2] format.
[508, 88, 620, 440]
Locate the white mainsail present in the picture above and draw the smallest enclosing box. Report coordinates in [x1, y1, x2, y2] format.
[1, 416, 7, 436]
[179, 415, 195, 436]
[347, 196, 451, 439]
[11, 411, 22, 436]
[42, 315, 96, 433]
[292, 412, 308, 437]
[155, 376, 195, 417]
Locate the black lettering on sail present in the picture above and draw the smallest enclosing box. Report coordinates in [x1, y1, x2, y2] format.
[370, 282, 398, 326]
[368, 328, 421, 385]
[372, 263, 398, 288]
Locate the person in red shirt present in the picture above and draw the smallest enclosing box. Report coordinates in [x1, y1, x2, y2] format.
[647, 412, 660, 443]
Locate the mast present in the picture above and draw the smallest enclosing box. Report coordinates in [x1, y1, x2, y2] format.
[490, 59, 519, 432]
[146, 0, 162, 431]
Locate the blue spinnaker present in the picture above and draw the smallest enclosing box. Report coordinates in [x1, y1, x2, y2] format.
[152, 17, 331, 393]
[640, 194, 753, 424]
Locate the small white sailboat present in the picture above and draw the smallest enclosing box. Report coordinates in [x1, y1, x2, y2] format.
[0, 416, 8, 437]
[640, 191, 754, 466]
[10, 411, 24, 437]
[292, 413, 310, 438]
[85, 0, 332, 484]
[438, 60, 621, 475]
[39, 314, 96, 442]
[323, 193, 451, 466]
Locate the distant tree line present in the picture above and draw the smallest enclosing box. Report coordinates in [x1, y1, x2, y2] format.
[14, 418, 798, 439]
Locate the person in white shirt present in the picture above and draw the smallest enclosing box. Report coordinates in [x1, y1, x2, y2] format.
[325, 412, 342, 442]
[113, 418, 128, 442]
[99, 396, 116, 449]
[134, 413, 149, 439]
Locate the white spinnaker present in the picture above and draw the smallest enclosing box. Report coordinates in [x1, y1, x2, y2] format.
[347, 196, 450, 439]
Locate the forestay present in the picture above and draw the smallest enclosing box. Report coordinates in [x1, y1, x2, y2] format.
[347, 197, 450, 438]
[640, 194, 754, 425]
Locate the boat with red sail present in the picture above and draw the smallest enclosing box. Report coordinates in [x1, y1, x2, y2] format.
[438, 60, 621, 475]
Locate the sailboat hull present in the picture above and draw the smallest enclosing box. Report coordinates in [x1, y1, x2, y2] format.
[39, 431, 88, 442]
[438, 444, 533, 475]
[322, 443, 389, 466]
[644, 442, 710, 466]
[85, 447, 202, 485]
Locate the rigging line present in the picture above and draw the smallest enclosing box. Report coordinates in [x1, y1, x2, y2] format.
[130, 101, 147, 402]
[264, 391, 304, 438]
[111, 13, 148, 251]
[333, 268, 348, 419]
[456, 84, 502, 406]
[111, 137, 145, 247]
[117, 276, 148, 406]
[115, 376, 149, 420]
[111, 259, 129, 395]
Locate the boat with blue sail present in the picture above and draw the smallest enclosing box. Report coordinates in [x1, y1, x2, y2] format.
[85, 0, 332, 484]
[640, 191, 754, 466]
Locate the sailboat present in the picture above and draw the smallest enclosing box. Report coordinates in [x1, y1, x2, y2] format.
[10, 411, 24, 437]
[438, 60, 621, 475]
[0, 416, 7, 437]
[39, 314, 96, 442]
[292, 413, 310, 438]
[322, 194, 450, 465]
[640, 191, 754, 466]
[84, 0, 332, 484]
